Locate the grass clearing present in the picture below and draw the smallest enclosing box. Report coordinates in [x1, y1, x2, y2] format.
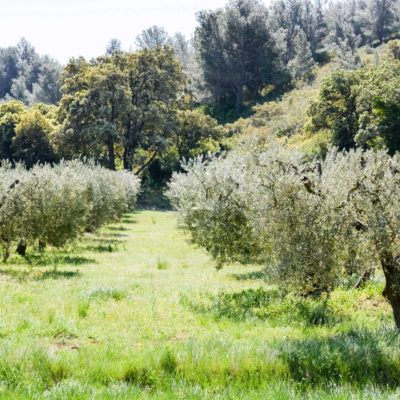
[0, 210, 398, 399]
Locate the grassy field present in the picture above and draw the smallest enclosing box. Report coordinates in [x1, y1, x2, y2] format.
[0, 210, 399, 399]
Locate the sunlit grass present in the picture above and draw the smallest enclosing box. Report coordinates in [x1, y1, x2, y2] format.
[0, 211, 398, 398]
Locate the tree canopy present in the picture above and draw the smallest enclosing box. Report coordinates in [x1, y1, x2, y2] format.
[308, 61, 400, 153]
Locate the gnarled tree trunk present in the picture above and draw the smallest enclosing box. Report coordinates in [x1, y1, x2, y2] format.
[380, 250, 400, 329]
[16, 239, 27, 257]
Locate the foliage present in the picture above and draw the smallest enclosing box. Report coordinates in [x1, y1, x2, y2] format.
[167, 150, 265, 266]
[287, 29, 316, 83]
[0, 101, 60, 166]
[269, 0, 327, 64]
[57, 48, 190, 173]
[0, 100, 25, 161]
[195, 0, 281, 117]
[0, 160, 140, 259]
[389, 39, 400, 59]
[0, 38, 61, 105]
[57, 56, 131, 170]
[308, 61, 400, 153]
[168, 145, 400, 327]
[12, 109, 57, 167]
[161, 108, 226, 172]
[123, 47, 186, 172]
[308, 70, 359, 150]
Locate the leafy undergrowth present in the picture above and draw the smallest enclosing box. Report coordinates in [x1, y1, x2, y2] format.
[0, 211, 398, 399]
[280, 328, 400, 387]
[180, 281, 390, 328]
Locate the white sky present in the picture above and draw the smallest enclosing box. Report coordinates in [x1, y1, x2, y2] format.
[0, 0, 235, 64]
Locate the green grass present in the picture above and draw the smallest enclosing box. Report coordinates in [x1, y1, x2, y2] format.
[0, 211, 399, 399]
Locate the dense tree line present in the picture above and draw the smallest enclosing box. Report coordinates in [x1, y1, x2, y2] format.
[0, 49, 224, 184]
[0, 0, 398, 185]
[0, 38, 61, 105]
[194, 0, 399, 119]
[123, 0, 400, 120]
[1, 1, 398, 113]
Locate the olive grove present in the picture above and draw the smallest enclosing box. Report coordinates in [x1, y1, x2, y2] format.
[167, 146, 400, 328]
[0, 161, 140, 260]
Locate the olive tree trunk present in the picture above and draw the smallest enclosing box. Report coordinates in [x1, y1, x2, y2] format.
[380, 250, 400, 329]
[16, 239, 27, 257]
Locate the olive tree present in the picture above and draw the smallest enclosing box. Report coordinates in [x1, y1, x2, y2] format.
[168, 145, 400, 328]
[168, 149, 264, 267]
[0, 160, 140, 259]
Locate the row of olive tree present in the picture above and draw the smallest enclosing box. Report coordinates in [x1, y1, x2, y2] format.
[167, 145, 400, 328]
[0, 160, 140, 260]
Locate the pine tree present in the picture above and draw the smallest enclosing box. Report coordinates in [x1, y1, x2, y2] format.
[336, 22, 362, 70]
[288, 29, 316, 82]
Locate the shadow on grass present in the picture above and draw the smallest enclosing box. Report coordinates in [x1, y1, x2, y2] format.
[279, 328, 400, 387]
[121, 217, 137, 224]
[36, 269, 80, 280]
[24, 254, 95, 267]
[182, 288, 342, 326]
[81, 237, 126, 253]
[107, 226, 130, 232]
[83, 244, 120, 253]
[99, 233, 130, 238]
[86, 238, 123, 245]
[231, 269, 267, 281]
[182, 287, 282, 321]
[0, 267, 80, 281]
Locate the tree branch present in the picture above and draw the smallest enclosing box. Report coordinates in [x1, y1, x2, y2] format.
[134, 149, 159, 176]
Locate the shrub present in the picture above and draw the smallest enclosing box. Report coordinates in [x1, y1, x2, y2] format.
[167, 151, 265, 266]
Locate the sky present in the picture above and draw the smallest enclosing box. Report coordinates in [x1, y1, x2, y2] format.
[0, 0, 231, 64]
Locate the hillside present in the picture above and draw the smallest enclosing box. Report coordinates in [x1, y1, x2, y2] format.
[229, 40, 400, 155]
